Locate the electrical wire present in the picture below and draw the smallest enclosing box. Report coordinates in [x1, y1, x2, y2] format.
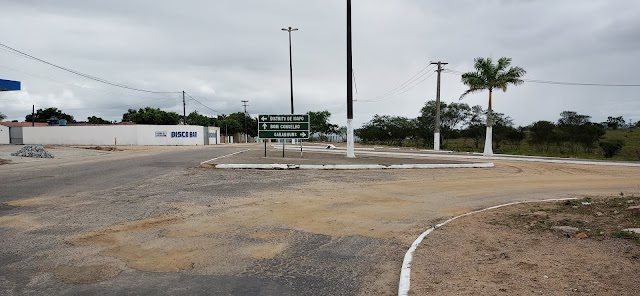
[359, 64, 436, 102]
[184, 92, 224, 115]
[360, 70, 437, 103]
[0, 43, 181, 94]
[443, 69, 640, 87]
[0, 64, 181, 101]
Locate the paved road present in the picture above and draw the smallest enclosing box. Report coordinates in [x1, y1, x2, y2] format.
[1, 145, 400, 296]
[0, 146, 243, 202]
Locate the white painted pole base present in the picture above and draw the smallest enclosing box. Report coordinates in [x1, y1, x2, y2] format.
[433, 132, 441, 151]
[347, 119, 356, 158]
[483, 126, 493, 156]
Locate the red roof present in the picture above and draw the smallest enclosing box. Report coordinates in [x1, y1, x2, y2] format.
[0, 122, 49, 127]
[0, 122, 136, 127]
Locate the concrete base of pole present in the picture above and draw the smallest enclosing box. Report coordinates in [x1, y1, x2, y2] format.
[483, 126, 493, 156]
[347, 119, 356, 158]
[433, 132, 441, 151]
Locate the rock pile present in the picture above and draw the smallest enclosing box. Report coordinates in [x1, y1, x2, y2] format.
[11, 145, 54, 158]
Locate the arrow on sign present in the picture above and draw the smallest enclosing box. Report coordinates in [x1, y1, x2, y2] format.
[301, 132, 307, 137]
[261, 116, 267, 121]
[262, 123, 268, 129]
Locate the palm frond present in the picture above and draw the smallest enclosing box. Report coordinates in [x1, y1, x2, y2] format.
[495, 66, 527, 91]
[461, 72, 486, 88]
[495, 57, 512, 73]
[459, 87, 485, 100]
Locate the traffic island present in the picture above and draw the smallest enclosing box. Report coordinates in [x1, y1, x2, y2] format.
[201, 149, 494, 170]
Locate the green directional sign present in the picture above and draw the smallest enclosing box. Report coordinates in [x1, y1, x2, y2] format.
[260, 122, 309, 131]
[259, 131, 309, 139]
[259, 114, 309, 123]
[258, 114, 310, 139]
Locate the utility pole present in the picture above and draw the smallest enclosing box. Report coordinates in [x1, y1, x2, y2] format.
[32, 105, 35, 126]
[430, 61, 448, 151]
[282, 27, 298, 114]
[241, 100, 249, 143]
[346, 0, 355, 158]
[182, 91, 187, 125]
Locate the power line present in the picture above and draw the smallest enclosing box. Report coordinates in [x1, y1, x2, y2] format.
[524, 79, 640, 87]
[0, 43, 181, 94]
[0, 63, 181, 101]
[360, 70, 437, 103]
[443, 69, 640, 87]
[184, 92, 224, 115]
[359, 64, 437, 102]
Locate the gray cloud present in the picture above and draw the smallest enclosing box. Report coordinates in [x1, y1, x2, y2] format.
[1, 0, 639, 127]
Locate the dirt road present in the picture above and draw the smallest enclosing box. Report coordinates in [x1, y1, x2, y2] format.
[1, 145, 638, 295]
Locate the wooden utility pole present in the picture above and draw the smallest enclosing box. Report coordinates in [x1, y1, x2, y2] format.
[182, 91, 187, 125]
[430, 61, 448, 151]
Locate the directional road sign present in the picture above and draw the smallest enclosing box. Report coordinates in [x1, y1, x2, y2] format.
[258, 114, 310, 139]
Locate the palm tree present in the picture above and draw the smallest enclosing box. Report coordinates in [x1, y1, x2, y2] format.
[0, 112, 6, 121]
[460, 57, 526, 156]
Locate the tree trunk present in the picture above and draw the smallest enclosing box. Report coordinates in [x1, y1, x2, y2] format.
[484, 89, 494, 156]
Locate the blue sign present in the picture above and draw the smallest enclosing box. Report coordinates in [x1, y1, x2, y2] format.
[0, 79, 20, 91]
[171, 131, 198, 138]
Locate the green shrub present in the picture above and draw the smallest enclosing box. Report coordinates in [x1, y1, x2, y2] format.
[599, 139, 625, 158]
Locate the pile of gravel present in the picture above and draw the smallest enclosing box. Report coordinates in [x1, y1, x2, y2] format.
[11, 145, 54, 158]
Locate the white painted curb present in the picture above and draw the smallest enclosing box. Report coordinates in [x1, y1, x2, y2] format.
[271, 146, 640, 168]
[398, 198, 579, 296]
[214, 163, 494, 170]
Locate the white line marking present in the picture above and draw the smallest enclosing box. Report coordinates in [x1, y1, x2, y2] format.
[200, 149, 251, 165]
[398, 197, 578, 296]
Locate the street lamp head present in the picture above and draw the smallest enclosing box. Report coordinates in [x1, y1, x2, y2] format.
[281, 27, 299, 32]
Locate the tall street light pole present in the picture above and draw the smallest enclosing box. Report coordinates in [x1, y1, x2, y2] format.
[346, 0, 355, 158]
[282, 27, 298, 115]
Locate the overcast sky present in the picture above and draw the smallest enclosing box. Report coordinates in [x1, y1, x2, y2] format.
[1, 0, 639, 127]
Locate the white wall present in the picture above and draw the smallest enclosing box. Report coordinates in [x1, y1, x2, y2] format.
[0, 125, 9, 144]
[137, 125, 205, 146]
[207, 127, 221, 145]
[21, 125, 208, 146]
[23, 126, 137, 145]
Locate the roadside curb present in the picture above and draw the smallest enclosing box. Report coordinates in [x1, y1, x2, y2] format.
[270, 146, 640, 167]
[213, 163, 494, 170]
[398, 198, 578, 296]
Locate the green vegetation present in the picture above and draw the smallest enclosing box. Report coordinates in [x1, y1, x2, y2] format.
[26, 107, 74, 123]
[122, 107, 181, 125]
[87, 116, 112, 124]
[459, 57, 526, 155]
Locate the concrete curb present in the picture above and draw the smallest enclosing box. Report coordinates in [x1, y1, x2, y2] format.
[398, 198, 578, 296]
[274, 147, 640, 167]
[213, 163, 494, 170]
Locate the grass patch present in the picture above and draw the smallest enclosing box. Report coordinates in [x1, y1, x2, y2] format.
[612, 230, 640, 243]
[491, 195, 640, 243]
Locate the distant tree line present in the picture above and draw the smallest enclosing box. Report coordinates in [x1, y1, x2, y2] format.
[356, 102, 635, 158]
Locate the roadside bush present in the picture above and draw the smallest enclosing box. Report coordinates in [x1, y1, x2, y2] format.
[599, 139, 625, 158]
